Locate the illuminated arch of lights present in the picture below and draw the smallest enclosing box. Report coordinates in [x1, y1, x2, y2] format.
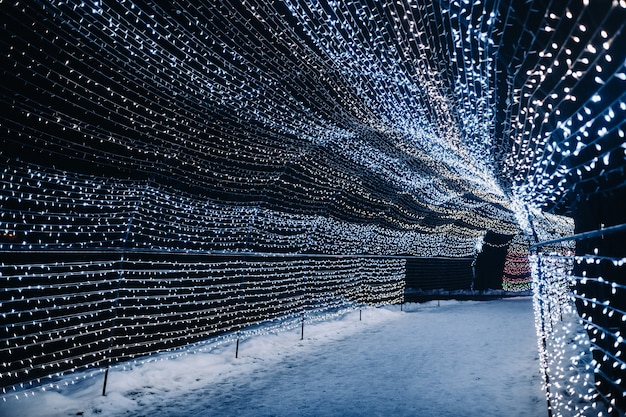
[1, 0, 625, 411]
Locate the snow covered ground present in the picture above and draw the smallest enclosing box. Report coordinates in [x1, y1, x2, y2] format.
[2, 297, 547, 417]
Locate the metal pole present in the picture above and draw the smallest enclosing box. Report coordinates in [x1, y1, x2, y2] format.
[102, 367, 109, 396]
[529, 222, 626, 252]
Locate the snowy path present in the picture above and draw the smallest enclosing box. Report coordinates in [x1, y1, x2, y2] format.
[3, 298, 547, 417]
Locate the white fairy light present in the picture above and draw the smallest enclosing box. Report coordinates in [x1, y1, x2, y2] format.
[0, 0, 521, 399]
[1, 0, 624, 410]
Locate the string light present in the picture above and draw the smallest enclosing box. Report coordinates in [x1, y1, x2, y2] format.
[502, 1, 626, 213]
[531, 244, 626, 416]
[1, 252, 405, 399]
[0, 0, 520, 400]
[1, 0, 624, 411]
[502, 234, 532, 292]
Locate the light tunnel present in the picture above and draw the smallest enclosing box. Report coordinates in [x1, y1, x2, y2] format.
[1, 0, 626, 414]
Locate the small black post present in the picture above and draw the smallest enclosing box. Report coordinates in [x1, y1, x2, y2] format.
[235, 331, 240, 358]
[301, 314, 305, 340]
[359, 309, 362, 321]
[400, 303, 403, 312]
[102, 367, 109, 396]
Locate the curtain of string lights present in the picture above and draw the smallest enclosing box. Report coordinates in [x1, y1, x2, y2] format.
[531, 230, 626, 417]
[501, 233, 532, 291]
[1, 0, 626, 412]
[501, 0, 626, 415]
